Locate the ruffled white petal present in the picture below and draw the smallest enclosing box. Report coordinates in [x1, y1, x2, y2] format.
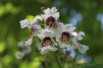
[77, 31, 85, 40]
[20, 19, 41, 36]
[20, 19, 30, 29]
[42, 7, 60, 20]
[52, 12, 60, 20]
[40, 46, 57, 55]
[51, 7, 57, 14]
[37, 28, 55, 39]
[41, 14, 49, 20]
[63, 24, 72, 31]
[32, 25, 41, 36]
[62, 24, 76, 33]
[43, 8, 51, 14]
[51, 22, 63, 38]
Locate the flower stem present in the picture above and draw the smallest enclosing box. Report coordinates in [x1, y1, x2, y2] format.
[55, 52, 62, 68]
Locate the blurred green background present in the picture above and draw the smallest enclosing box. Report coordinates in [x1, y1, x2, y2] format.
[0, 0, 103, 68]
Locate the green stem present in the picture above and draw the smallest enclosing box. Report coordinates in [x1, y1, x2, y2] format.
[55, 52, 62, 68]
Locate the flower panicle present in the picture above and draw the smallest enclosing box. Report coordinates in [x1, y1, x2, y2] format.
[17, 7, 89, 61]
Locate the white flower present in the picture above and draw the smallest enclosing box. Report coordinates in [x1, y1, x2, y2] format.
[42, 7, 59, 21]
[56, 24, 75, 44]
[35, 24, 58, 55]
[20, 19, 30, 29]
[78, 45, 89, 54]
[37, 36, 57, 55]
[41, 7, 61, 29]
[40, 46, 57, 55]
[71, 31, 85, 48]
[20, 19, 41, 36]
[41, 7, 63, 36]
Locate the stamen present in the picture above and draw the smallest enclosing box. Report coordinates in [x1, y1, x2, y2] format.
[60, 32, 70, 43]
[42, 36, 53, 47]
[45, 16, 56, 28]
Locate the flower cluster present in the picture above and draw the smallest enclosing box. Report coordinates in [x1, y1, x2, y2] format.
[17, 7, 89, 60]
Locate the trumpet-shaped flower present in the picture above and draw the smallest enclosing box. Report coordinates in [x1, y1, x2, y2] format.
[56, 24, 75, 44]
[36, 27, 58, 55]
[20, 19, 41, 36]
[37, 36, 57, 55]
[41, 7, 60, 28]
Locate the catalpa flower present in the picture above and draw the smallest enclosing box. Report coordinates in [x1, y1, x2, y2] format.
[55, 24, 76, 60]
[41, 7, 59, 28]
[56, 24, 75, 45]
[38, 36, 57, 55]
[20, 19, 42, 46]
[41, 7, 64, 38]
[20, 19, 41, 36]
[37, 29, 57, 55]
[72, 31, 85, 48]
[72, 31, 89, 54]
